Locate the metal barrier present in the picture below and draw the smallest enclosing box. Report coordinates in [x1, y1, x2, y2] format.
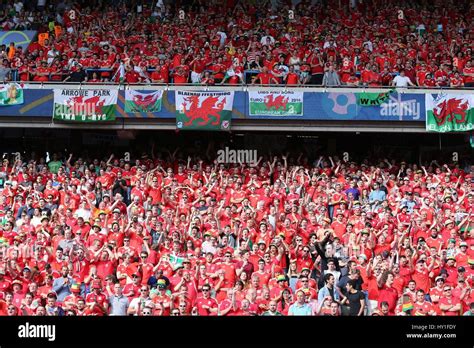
[7, 68, 474, 92]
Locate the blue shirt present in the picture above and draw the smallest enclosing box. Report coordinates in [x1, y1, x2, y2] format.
[318, 285, 340, 303]
[400, 199, 416, 213]
[288, 302, 312, 316]
[369, 189, 386, 204]
[52, 276, 73, 302]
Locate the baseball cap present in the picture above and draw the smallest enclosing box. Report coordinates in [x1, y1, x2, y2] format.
[157, 280, 167, 289]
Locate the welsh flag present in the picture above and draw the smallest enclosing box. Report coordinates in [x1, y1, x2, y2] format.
[53, 88, 118, 122]
[0, 83, 24, 106]
[426, 93, 474, 132]
[175, 91, 233, 131]
[125, 90, 163, 113]
[249, 91, 303, 116]
[356, 89, 395, 106]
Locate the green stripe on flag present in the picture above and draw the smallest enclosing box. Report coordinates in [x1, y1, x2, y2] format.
[125, 99, 162, 113]
[53, 104, 116, 122]
[249, 102, 302, 116]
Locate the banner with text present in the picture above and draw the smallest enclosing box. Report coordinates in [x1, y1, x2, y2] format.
[356, 89, 395, 106]
[124, 90, 163, 113]
[425, 93, 474, 132]
[249, 90, 303, 116]
[53, 89, 118, 122]
[0, 83, 24, 106]
[175, 91, 234, 131]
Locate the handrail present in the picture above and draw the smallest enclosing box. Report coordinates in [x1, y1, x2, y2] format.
[7, 69, 474, 91]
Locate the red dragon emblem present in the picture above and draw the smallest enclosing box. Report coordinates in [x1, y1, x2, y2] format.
[181, 95, 226, 126]
[264, 95, 289, 111]
[67, 96, 105, 115]
[132, 93, 159, 111]
[433, 98, 468, 126]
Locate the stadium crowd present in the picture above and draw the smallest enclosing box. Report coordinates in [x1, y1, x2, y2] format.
[0, 0, 472, 86]
[0, 148, 472, 316]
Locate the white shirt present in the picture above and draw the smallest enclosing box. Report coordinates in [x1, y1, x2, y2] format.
[216, 31, 227, 46]
[75, 208, 91, 221]
[260, 36, 275, 45]
[323, 41, 337, 49]
[201, 241, 217, 255]
[393, 75, 412, 87]
[14, 1, 23, 12]
[129, 297, 153, 316]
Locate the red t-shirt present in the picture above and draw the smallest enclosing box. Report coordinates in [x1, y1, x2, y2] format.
[438, 296, 461, 316]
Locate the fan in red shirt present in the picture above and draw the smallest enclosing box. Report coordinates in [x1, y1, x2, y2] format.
[438, 285, 462, 316]
[285, 66, 300, 85]
[125, 65, 142, 84]
[194, 284, 218, 316]
[377, 272, 398, 314]
[252, 66, 278, 85]
[85, 280, 108, 315]
[463, 60, 474, 87]
[173, 62, 190, 84]
[32, 61, 51, 82]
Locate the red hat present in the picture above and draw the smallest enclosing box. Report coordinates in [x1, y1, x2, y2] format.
[91, 280, 102, 289]
[224, 247, 234, 255]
